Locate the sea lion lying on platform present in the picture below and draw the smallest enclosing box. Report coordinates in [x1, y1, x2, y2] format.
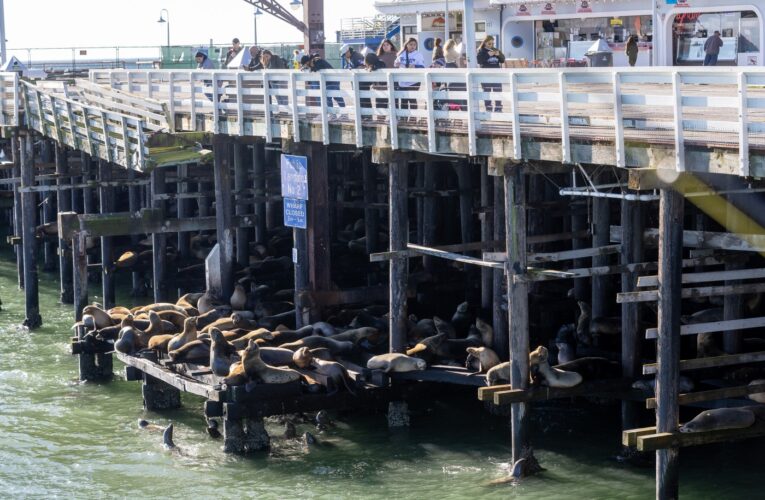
[366, 353, 426, 373]
[268, 326, 314, 345]
[167, 317, 198, 353]
[279, 336, 354, 356]
[680, 407, 758, 433]
[328, 327, 379, 345]
[486, 361, 511, 386]
[529, 346, 582, 389]
[82, 305, 115, 329]
[225, 339, 301, 385]
[466, 347, 500, 373]
[293, 347, 357, 395]
[210, 328, 236, 377]
[229, 328, 274, 350]
[406, 332, 448, 362]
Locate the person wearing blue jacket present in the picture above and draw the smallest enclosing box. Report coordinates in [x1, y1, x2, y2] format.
[340, 44, 365, 69]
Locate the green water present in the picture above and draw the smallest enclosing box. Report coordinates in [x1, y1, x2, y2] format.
[0, 252, 764, 499]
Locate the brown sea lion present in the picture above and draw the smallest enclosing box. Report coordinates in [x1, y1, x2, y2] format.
[157, 310, 189, 331]
[259, 347, 296, 367]
[82, 305, 114, 329]
[329, 327, 379, 345]
[406, 332, 448, 362]
[167, 317, 198, 353]
[230, 329, 275, 350]
[465, 346, 501, 373]
[138, 303, 189, 315]
[195, 308, 227, 330]
[269, 326, 315, 345]
[176, 292, 204, 309]
[529, 346, 582, 388]
[230, 284, 247, 311]
[486, 361, 511, 386]
[475, 318, 493, 347]
[169, 339, 210, 363]
[237, 339, 301, 384]
[293, 347, 357, 395]
[210, 328, 236, 377]
[148, 334, 175, 352]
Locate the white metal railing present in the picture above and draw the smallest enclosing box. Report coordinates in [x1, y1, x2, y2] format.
[88, 67, 765, 177]
[21, 80, 148, 170]
[0, 72, 20, 127]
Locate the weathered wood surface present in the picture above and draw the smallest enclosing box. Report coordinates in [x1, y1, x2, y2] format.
[645, 382, 765, 409]
[645, 316, 765, 339]
[611, 226, 765, 253]
[618, 281, 765, 304]
[116, 352, 224, 401]
[635, 420, 765, 451]
[480, 379, 634, 405]
[643, 350, 765, 375]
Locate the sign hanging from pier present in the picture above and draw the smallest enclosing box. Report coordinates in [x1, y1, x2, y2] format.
[281, 154, 309, 201]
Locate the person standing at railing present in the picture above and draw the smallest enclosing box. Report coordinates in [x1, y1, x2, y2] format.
[252, 50, 288, 106]
[224, 38, 242, 67]
[372, 39, 397, 113]
[704, 31, 724, 66]
[340, 44, 365, 70]
[476, 36, 505, 113]
[394, 37, 425, 111]
[444, 39, 460, 68]
[362, 52, 387, 114]
[433, 38, 445, 63]
[195, 49, 214, 70]
[300, 54, 345, 111]
[625, 35, 639, 67]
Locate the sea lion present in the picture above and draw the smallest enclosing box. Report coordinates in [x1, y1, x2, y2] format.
[200, 315, 238, 333]
[313, 322, 338, 337]
[529, 346, 582, 388]
[148, 334, 175, 352]
[328, 327, 379, 345]
[210, 328, 236, 377]
[279, 336, 354, 356]
[138, 419, 164, 432]
[115, 251, 139, 269]
[169, 339, 210, 363]
[315, 410, 333, 430]
[451, 302, 472, 337]
[465, 347, 500, 373]
[138, 303, 189, 315]
[406, 332, 448, 362]
[475, 318, 493, 347]
[108, 306, 133, 318]
[115, 327, 138, 354]
[433, 316, 457, 339]
[167, 317, 198, 353]
[682, 308, 723, 325]
[269, 326, 314, 345]
[197, 291, 223, 314]
[230, 284, 247, 311]
[366, 353, 427, 373]
[293, 347, 357, 395]
[748, 379, 765, 403]
[82, 305, 114, 329]
[259, 347, 296, 367]
[177, 292, 204, 309]
[576, 301, 591, 346]
[242, 340, 301, 384]
[679, 408, 756, 433]
[632, 376, 694, 394]
[697, 332, 724, 358]
[156, 310, 189, 331]
[486, 361, 511, 386]
[163, 424, 176, 449]
[230, 328, 274, 350]
[554, 357, 621, 381]
[195, 308, 227, 330]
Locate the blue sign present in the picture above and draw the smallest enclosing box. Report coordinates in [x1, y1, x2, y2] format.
[281, 154, 308, 201]
[284, 198, 307, 229]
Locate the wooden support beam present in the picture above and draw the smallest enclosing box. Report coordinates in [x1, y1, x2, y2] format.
[637, 268, 765, 288]
[213, 134, 235, 302]
[487, 379, 633, 405]
[422, 161, 436, 273]
[56, 145, 73, 304]
[492, 175, 507, 359]
[611, 225, 765, 253]
[645, 316, 765, 339]
[151, 167, 167, 303]
[724, 180, 744, 354]
[20, 134, 41, 329]
[98, 159, 115, 309]
[644, 350, 765, 375]
[621, 198, 643, 434]
[592, 184, 610, 320]
[480, 164, 493, 310]
[618, 281, 765, 304]
[637, 420, 765, 451]
[622, 426, 660, 448]
[127, 168, 143, 297]
[72, 232, 88, 322]
[389, 155, 409, 353]
[40, 140, 56, 273]
[406, 243, 503, 270]
[307, 143, 331, 309]
[645, 382, 765, 409]
[176, 164, 191, 260]
[655, 187, 683, 500]
[11, 131, 23, 289]
[234, 142, 249, 267]
[253, 141, 267, 243]
[527, 244, 621, 264]
[505, 163, 530, 465]
[456, 160, 473, 247]
[362, 152, 379, 260]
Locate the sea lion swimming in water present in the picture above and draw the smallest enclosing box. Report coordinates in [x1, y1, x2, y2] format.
[366, 353, 426, 373]
[163, 424, 176, 449]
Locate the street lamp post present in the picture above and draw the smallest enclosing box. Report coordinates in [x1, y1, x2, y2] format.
[158, 9, 170, 47]
[254, 8, 262, 46]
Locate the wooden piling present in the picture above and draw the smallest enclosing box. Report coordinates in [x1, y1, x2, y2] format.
[656, 188, 684, 500]
[20, 133, 41, 329]
[620, 198, 643, 433]
[571, 206, 588, 301]
[492, 175, 508, 359]
[504, 163, 530, 464]
[127, 168, 144, 296]
[363, 151, 379, 257]
[72, 230, 88, 321]
[98, 160, 116, 309]
[422, 161, 437, 274]
[151, 167, 167, 302]
[11, 130, 23, 289]
[252, 141, 267, 244]
[307, 143, 331, 317]
[56, 145, 73, 304]
[234, 142, 250, 267]
[480, 164, 493, 311]
[456, 160, 473, 246]
[40, 140, 56, 272]
[592, 189, 610, 320]
[213, 135, 235, 301]
[723, 181, 743, 354]
[389, 155, 409, 353]
[176, 164, 191, 260]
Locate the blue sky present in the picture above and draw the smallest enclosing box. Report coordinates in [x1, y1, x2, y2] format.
[5, 0, 379, 49]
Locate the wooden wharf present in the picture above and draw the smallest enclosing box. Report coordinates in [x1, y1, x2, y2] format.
[3, 66, 765, 498]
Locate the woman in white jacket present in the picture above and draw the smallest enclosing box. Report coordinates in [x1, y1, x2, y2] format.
[394, 37, 425, 110]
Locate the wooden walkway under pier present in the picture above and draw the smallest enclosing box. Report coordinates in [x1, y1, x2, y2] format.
[3, 67, 765, 499]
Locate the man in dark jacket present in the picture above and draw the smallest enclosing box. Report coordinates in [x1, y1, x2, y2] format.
[224, 38, 242, 67]
[340, 44, 364, 69]
[301, 54, 344, 109]
[703, 31, 724, 66]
